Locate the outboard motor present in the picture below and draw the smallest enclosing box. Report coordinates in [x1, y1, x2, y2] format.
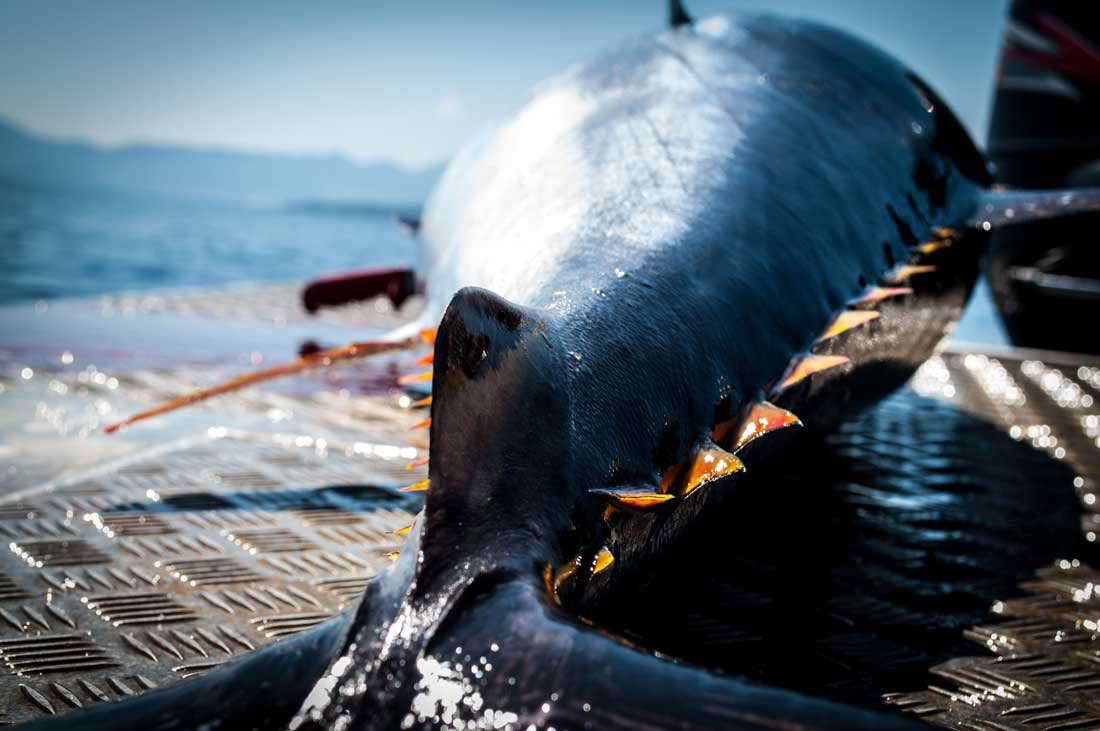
[987, 0, 1100, 353]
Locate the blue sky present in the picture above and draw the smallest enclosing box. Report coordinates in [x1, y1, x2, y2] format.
[0, 0, 1008, 169]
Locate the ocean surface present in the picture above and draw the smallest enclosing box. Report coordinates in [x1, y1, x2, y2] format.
[0, 180, 418, 304]
[0, 179, 1007, 344]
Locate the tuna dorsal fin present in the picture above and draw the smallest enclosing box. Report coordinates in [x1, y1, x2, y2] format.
[968, 187, 1100, 229]
[669, 0, 692, 28]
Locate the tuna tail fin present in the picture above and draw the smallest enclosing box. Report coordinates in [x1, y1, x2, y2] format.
[968, 187, 1100, 229]
[368, 575, 925, 731]
[669, 0, 692, 28]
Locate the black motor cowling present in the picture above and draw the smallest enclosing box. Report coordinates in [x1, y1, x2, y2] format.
[987, 0, 1100, 353]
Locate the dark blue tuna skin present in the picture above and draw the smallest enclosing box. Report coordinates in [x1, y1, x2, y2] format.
[310, 14, 990, 730]
[32, 14, 989, 731]
[414, 11, 989, 608]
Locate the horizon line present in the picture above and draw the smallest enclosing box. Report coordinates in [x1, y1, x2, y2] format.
[0, 113, 446, 173]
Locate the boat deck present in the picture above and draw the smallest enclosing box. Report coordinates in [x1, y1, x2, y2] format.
[0, 283, 1096, 727]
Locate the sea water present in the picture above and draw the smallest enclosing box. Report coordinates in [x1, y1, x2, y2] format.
[0, 180, 417, 304]
[0, 178, 1006, 343]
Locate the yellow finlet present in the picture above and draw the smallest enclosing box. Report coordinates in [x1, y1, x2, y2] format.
[399, 479, 429, 493]
[419, 328, 437, 345]
[851, 286, 912, 307]
[393, 525, 411, 536]
[889, 264, 936, 282]
[589, 486, 675, 510]
[816, 310, 880, 343]
[410, 395, 432, 408]
[593, 547, 614, 575]
[415, 352, 434, 366]
[552, 560, 579, 593]
[916, 239, 951, 255]
[777, 354, 850, 390]
[398, 370, 433, 385]
[409, 418, 432, 431]
[544, 564, 560, 604]
[405, 456, 430, 471]
[713, 401, 802, 451]
[660, 443, 745, 498]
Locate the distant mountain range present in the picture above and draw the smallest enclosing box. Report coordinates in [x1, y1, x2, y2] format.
[0, 117, 445, 207]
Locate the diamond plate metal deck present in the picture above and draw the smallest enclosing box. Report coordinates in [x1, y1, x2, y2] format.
[1, 280, 1098, 728]
[0, 429, 421, 724]
[884, 349, 1100, 730]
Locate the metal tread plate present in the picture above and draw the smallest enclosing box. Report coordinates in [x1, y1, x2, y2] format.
[0, 429, 421, 724]
[0, 345, 1097, 726]
[882, 351, 1100, 730]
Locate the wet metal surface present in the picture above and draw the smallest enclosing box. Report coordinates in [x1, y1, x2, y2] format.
[0, 287, 431, 494]
[0, 348, 1095, 726]
[884, 350, 1100, 730]
[0, 430, 421, 725]
[552, 347, 1096, 731]
[0, 282, 1097, 727]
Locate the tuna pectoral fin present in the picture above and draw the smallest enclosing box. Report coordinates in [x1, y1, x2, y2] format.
[969, 187, 1100, 228]
[422, 578, 923, 731]
[19, 614, 349, 731]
